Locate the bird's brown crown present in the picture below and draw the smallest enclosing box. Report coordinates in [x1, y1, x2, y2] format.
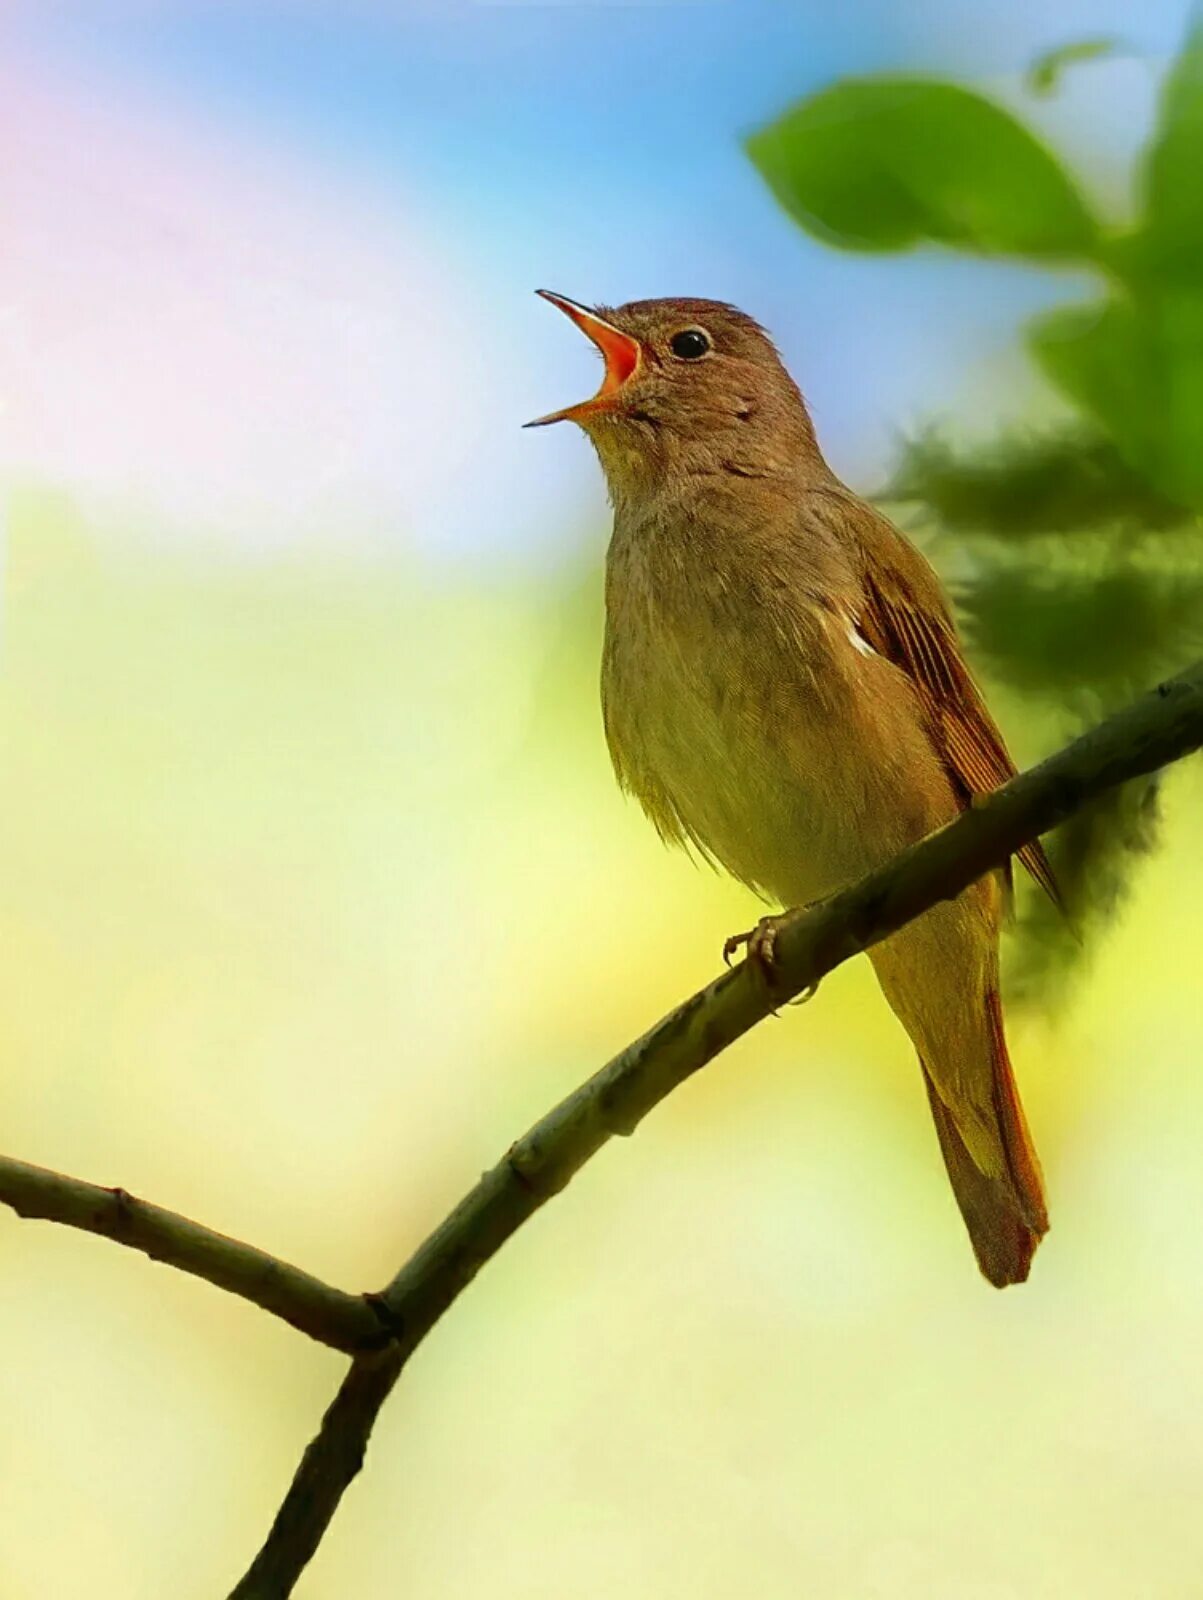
[598, 297, 780, 364]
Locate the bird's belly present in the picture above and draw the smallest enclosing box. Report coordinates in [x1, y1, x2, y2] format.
[605, 629, 874, 905]
[661, 718, 836, 903]
[603, 598, 959, 909]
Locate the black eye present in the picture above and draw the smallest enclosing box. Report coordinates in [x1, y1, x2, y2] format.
[670, 328, 711, 360]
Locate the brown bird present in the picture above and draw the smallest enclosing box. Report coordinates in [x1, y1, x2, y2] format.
[529, 290, 1058, 1287]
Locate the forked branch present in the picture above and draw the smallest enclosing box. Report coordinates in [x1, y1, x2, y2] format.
[4, 667, 1201, 1594]
[228, 661, 1203, 1596]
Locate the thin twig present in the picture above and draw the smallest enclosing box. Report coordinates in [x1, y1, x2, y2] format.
[0, 1155, 390, 1354]
[228, 661, 1203, 1597]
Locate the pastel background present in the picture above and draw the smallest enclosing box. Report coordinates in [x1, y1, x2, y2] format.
[2, 3, 1202, 1596]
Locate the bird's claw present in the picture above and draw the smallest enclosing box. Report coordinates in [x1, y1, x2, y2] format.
[722, 913, 786, 978]
[722, 914, 821, 1011]
[788, 983, 819, 1006]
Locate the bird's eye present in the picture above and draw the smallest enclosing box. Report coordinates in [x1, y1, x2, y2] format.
[669, 328, 711, 360]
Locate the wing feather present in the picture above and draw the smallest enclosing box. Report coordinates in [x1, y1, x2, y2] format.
[854, 529, 1061, 911]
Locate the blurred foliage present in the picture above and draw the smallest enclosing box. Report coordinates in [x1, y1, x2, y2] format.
[1025, 37, 1127, 98]
[1009, 772, 1163, 1005]
[748, 22, 1203, 998]
[957, 544, 1203, 701]
[745, 80, 1098, 260]
[882, 426, 1186, 538]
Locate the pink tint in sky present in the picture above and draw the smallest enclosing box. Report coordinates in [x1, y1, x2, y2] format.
[1, 53, 541, 557]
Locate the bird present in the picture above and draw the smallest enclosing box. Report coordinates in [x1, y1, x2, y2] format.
[528, 290, 1059, 1288]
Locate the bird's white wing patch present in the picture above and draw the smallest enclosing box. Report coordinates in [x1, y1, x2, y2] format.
[847, 621, 876, 657]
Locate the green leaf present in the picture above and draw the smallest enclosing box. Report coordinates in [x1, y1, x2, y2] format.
[1030, 291, 1203, 509]
[1026, 36, 1125, 98]
[1131, 21, 1203, 278]
[746, 77, 1099, 260]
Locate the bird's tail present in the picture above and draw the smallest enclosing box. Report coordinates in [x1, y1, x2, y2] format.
[921, 991, 1048, 1288]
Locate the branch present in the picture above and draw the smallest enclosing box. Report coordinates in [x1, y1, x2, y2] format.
[229, 661, 1203, 1597]
[0, 1155, 389, 1354]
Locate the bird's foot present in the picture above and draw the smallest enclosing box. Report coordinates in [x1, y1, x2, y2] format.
[722, 913, 820, 1011]
[723, 913, 784, 973]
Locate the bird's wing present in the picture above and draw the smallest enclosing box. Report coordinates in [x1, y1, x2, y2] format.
[851, 511, 1062, 910]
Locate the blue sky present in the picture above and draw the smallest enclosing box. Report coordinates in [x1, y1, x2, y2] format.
[7, 0, 1199, 563]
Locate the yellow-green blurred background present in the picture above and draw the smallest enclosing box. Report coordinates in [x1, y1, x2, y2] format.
[4, 4, 1203, 1597]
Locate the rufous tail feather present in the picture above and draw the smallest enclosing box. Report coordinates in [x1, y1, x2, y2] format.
[922, 991, 1047, 1287]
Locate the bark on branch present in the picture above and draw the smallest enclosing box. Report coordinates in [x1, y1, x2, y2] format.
[0, 1155, 389, 1353]
[228, 661, 1203, 1597]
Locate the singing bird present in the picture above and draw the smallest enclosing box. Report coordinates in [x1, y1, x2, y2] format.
[529, 291, 1058, 1287]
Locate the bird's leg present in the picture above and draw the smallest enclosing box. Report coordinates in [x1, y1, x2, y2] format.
[723, 913, 820, 1009]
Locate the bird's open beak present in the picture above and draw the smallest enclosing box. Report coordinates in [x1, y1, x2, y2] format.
[525, 290, 642, 427]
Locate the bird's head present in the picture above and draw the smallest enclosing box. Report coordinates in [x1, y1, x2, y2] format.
[527, 292, 821, 504]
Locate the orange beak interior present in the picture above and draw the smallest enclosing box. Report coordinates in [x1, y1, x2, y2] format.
[526, 290, 642, 426]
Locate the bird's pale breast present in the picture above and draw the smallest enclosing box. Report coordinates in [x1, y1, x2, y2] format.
[602, 520, 961, 910]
